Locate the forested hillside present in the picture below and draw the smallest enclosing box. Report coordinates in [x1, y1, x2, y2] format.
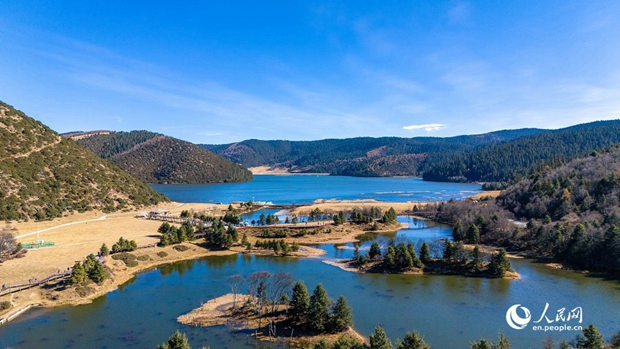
[423, 120, 620, 183]
[203, 129, 544, 177]
[75, 131, 252, 184]
[423, 146, 620, 276]
[0, 101, 168, 221]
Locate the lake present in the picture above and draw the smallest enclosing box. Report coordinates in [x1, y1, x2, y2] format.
[1, 176, 618, 348]
[151, 175, 482, 204]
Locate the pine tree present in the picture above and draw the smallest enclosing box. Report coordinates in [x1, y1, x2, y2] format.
[157, 330, 192, 349]
[88, 259, 107, 283]
[384, 246, 397, 269]
[467, 224, 480, 244]
[470, 339, 491, 349]
[288, 281, 310, 325]
[420, 242, 431, 263]
[100, 243, 109, 256]
[369, 325, 392, 349]
[576, 324, 604, 349]
[382, 207, 397, 224]
[408, 242, 422, 267]
[70, 261, 87, 285]
[308, 284, 331, 332]
[241, 233, 249, 247]
[330, 296, 353, 332]
[369, 242, 381, 259]
[489, 248, 510, 277]
[396, 331, 430, 349]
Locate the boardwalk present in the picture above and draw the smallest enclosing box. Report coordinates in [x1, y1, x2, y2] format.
[0, 270, 71, 298]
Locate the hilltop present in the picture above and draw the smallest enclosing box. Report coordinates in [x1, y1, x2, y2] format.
[0, 101, 168, 221]
[72, 131, 253, 184]
[423, 120, 620, 184]
[202, 129, 545, 177]
[205, 120, 620, 184]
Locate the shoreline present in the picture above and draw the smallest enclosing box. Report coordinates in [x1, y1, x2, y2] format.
[177, 293, 366, 346]
[322, 259, 521, 280]
[0, 199, 516, 326]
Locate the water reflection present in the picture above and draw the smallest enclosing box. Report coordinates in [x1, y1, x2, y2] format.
[1, 222, 619, 349]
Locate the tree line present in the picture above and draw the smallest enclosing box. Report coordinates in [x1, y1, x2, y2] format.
[419, 145, 620, 277]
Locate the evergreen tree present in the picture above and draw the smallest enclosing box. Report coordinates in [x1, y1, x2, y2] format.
[467, 224, 481, 244]
[241, 233, 249, 247]
[369, 325, 393, 349]
[369, 242, 381, 259]
[384, 246, 397, 269]
[227, 225, 238, 243]
[470, 339, 491, 349]
[100, 243, 109, 256]
[489, 248, 510, 277]
[157, 330, 191, 349]
[576, 324, 604, 349]
[180, 222, 195, 241]
[396, 331, 430, 349]
[453, 221, 463, 240]
[330, 296, 353, 332]
[70, 261, 87, 285]
[609, 330, 620, 348]
[88, 259, 107, 283]
[407, 242, 422, 267]
[288, 281, 310, 325]
[308, 284, 331, 332]
[420, 242, 431, 263]
[382, 207, 397, 224]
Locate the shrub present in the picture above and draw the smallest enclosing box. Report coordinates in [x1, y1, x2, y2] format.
[0, 301, 12, 311]
[156, 251, 168, 258]
[173, 245, 189, 252]
[137, 255, 151, 261]
[111, 252, 138, 267]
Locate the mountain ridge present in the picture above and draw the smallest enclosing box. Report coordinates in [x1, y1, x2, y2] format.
[72, 131, 253, 184]
[0, 101, 168, 221]
[201, 128, 547, 177]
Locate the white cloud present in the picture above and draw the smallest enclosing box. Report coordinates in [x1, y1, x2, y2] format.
[402, 123, 448, 132]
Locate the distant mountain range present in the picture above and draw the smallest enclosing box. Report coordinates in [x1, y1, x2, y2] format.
[423, 120, 620, 183]
[202, 129, 546, 177]
[70, 131, 253, 184]
[203, 120, 620, 184]
[0, 101, 168, 221]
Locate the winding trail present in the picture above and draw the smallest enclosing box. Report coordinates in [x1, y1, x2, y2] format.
[14, 215, 108, 240]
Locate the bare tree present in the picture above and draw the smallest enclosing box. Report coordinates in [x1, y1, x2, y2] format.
[247, 271, 271, 314]
[269, 271, 294, 312]
[0, 226, 17, 256]
[227, 274, 245, 309]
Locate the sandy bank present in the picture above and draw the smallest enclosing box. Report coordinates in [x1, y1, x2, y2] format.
[178, 293, 252, 327]
[178, 293, 366, 347]
[293, 200, 426, 216]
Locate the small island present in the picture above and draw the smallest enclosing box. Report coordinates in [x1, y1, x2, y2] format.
[327, 240, 519, 279]
[178, 275, 365, 347]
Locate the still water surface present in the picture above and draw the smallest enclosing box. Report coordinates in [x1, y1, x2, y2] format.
[151, 175, 481, 204]
[1, 177, 618, 348]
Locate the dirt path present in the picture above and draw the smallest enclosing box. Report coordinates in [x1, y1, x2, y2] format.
[15, 215, 108, 239]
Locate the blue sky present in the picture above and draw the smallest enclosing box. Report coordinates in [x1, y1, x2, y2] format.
[1, 1, 620, 144]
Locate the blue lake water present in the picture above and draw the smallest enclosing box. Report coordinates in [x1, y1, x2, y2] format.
[151, 175, 482, 204]
[1, 177, 619, 348]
